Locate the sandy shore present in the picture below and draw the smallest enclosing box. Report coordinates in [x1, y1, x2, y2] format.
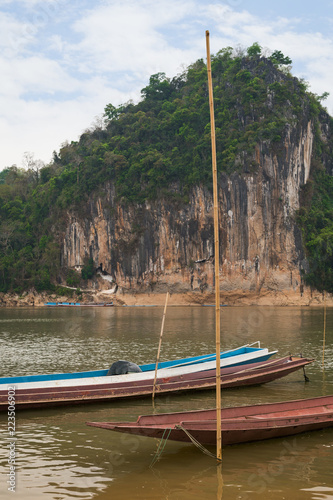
[1, 288, 332, 307]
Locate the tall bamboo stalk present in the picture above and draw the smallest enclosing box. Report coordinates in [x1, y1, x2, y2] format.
[152, 292, 169, 401]
[206, 30, 222, 462]
[322, 292, 326, 369]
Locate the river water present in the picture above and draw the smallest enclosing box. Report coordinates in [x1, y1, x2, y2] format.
[0, 306, 332, 500]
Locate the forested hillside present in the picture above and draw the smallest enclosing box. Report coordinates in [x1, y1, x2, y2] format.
[0, 44, 332, 295]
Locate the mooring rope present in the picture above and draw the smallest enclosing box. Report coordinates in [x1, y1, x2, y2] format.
[175, 425, 221, 461]
[149, 424, 222, 466]
[149, 428, 172, 468]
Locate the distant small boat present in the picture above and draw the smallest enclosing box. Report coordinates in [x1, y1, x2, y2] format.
[87, 394, 333, 446]
[44, 302, 113, 307]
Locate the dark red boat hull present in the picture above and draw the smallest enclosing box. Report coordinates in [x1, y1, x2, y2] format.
[0, 356, 312, 411]
[87, 394, 333, 446]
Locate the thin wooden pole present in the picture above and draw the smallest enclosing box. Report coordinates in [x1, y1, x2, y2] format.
[152, 292, 169, 400]
[217, 462, 223, 499]
[206, 30, 222, 462]
[322, 291, 326, 369]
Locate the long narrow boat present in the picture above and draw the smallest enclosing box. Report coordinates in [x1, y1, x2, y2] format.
[44, 302, 114, 307]
[0, 344, 276, 385]
[87, 394, 333, 446]
[0, 355, 312, 411]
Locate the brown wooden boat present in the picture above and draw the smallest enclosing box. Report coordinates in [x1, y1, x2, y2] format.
[87, 394, 333, 446]
[0, 356, 312, 411]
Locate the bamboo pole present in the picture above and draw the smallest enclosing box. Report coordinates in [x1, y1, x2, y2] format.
[322, 292, 326, 369]
[152, 292, 169, 401]
[217, 462, 223, 499]
[206, 30, 222, 462]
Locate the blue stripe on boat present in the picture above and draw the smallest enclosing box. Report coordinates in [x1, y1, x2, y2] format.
[140, 347, 262, 371]
[0, 347, 268, 384]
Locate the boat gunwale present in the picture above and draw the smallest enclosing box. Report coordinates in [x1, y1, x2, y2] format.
[0, 349, 277, 389]
[134, 394, 333, 425]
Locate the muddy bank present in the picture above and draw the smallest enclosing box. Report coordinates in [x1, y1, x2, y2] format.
[0, 287, 332, 307]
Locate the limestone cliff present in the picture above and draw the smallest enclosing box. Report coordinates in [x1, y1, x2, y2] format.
[60, 111, 331, 304]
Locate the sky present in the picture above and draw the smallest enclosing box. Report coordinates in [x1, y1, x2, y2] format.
[0, 0, 332, 170]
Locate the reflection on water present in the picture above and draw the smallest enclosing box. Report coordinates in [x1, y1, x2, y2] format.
[91, 429, 333, 500]
[0, 306, 332, 499]
[0, 418, 112, 499]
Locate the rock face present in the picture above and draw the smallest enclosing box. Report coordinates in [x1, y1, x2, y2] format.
[60, 110, 331, 304]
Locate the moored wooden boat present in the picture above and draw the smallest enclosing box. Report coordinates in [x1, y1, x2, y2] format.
[0, 344, 276, 386]
[44, 302, 113, 307]
[87, 394, 333, 446]
[0, 355, 312, 411]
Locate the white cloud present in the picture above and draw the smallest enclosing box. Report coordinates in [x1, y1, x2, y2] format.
[71, 0, 199, 77]
[0, 0, 64, 8]
[0, 11, 35, 56]
[0, 56, 81, 99]
[204, 5, 333, 113]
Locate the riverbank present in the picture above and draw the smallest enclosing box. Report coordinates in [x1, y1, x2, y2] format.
[0, 287, 332, 307]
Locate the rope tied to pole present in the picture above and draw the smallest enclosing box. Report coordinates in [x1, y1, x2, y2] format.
[149, 424, 222, 466]
[175, 425, 221, 462]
